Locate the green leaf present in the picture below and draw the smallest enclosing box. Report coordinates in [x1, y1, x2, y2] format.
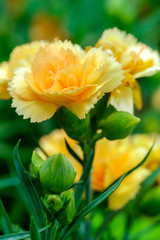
[65, 139, 83, 166]
[142, 166, 160, 189]
[0, 224, 51, 240]
[127, 142, 155, 176]
[29, 216, 41, 240]
[0, 198, 13, 234]
[61, 173, 127, 239]
[13, 140, 45, 227]
[0, 175, 20, 190]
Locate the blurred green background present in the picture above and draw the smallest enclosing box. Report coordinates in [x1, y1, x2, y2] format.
[0, 0, 160, 239]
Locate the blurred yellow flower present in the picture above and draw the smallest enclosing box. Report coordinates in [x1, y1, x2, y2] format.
[91, 137, 151, 210]
[28, 12, 68, 41]
[9, 40, 123, 122]
[36, 130, 160, 210]
[95, 27, 160, 113]
[0, 62, 10, 99]
[0, 41, 47, 100]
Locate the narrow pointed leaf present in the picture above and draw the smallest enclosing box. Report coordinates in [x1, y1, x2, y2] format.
[0, 199, 13, 234]
[65, 139, 83, 165]
[13, 140, 45, 227]
[142, 166, 160, 188]
[29, 216, 41, 240]
[62, 173, 127, 239]
[0, 224, 51, 240]
[127, 142, 154, 176]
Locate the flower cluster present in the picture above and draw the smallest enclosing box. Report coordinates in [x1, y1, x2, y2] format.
[36, 129, 160, 210]
[0, 28, 159, 122]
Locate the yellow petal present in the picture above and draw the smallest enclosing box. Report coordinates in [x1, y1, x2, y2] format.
[12, 98, 58, 122]
[109, 86, 134, 114]
[133, 80, 143, 110]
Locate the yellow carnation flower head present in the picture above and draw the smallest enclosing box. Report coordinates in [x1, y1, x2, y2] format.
[0, 62, 10, 99]
[0, 41, 47, 100]
[9, 40, 123, 122]
[96, 27, 160, 113]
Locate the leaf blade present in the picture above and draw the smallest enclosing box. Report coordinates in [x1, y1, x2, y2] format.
[0, 224, 50, 240]
[65, 139, 83, 165]
[13, 140, 45, 227]
[62, 173, 127, 239]
[29, 216, 41, 240]
[0, 198, 13, 234]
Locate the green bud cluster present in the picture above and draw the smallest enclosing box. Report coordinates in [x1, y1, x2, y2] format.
[44, 189, 75, 225]
[31, 151, 76, 225]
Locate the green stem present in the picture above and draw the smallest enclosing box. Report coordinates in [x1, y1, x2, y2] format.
[85, 177, 92, 240]
[74, 143, 95, 211]
[92, 132, 104, 143]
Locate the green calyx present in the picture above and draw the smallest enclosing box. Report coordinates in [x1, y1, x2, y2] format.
[56, 107, 91, 141]
[40, 153, 76, 193]
[56, 189, 75, 225]
[44, 194, 64, 212]
[101, 111, 140, 140]
[31, 151, 44, 178]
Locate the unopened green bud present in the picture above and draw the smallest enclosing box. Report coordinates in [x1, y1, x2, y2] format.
[44, 194, 64, 212]
[140, 186, 160, 216]
[56, 189, 75, 225]
[101, 111, 140, 140]
[31, 151, 44, 178]
[40, 153, 76, 193]
[56, 107, 90, 141]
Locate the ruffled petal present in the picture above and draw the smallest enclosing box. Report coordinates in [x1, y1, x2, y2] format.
[109, 86, 134, 114]
[12, 98, 58, 123]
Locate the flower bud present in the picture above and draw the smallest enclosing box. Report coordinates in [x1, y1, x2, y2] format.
[31, 151, 44, 178]
[40, 153, 76, 193]
[44, 194, 64, 212]
[101, 111, 140, 140]
[56, 107, 90, 141]
[56, 189, 75, 225]
[140, 186, 160, 216]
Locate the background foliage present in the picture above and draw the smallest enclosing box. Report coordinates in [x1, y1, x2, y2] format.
[0, 0, 160, 239]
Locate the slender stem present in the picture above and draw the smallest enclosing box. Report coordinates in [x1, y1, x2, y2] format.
[85, 176, 92, 240]
[92, 132, 104, 143]
[74, 143, 95, 211]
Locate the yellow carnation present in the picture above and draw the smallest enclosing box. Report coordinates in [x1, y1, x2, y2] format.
[0, 41, 47, 100]
[95, 27, 160, 113]
[8, 40, 123, 122]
